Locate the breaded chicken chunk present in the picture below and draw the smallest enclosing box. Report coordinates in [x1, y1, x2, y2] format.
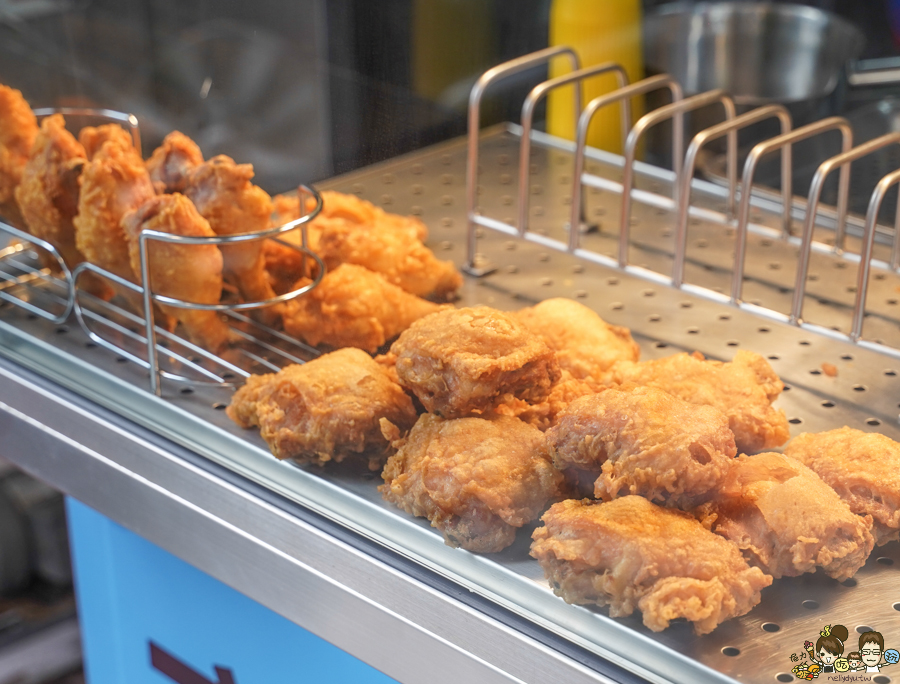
[696, 452, 874, 580]
[380, 414, 563, 552]
[78, 124, 135, 160]
[391, 306, 561, 418]
[513, 298, 639, 380]
[122, 194, 234, 353]
[313, 190, 428, 241]
[531, 497, 772, 635]
[0, 85, 38, 229]
[145, 131, 203, 194]
[227, 348, 417, 468]
[546, 387, 737, 509]
[492, 369, 601, 431]
[317, 220, 461, 300]
[607, 350, 789, 453]
[785, 427, 900, 545]
[283, 263, 446, 353]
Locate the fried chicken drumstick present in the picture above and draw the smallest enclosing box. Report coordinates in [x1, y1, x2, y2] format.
[0, 85, 38, 229]
[145, 131, 203, 194]
[696, 452, 874, 580]
[282, 263, 446, 353]
[785, 427, 900, 546]
[228, 348, 417, 468]
[607, 350, 789, 453]
[546, 386, 737, 509]
[531, 497, 772, 635]
[122, 193, 234, 352]
[380, 413, 563, 552]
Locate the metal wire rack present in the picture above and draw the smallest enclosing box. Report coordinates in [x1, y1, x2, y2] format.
[0, 108, 325, 395]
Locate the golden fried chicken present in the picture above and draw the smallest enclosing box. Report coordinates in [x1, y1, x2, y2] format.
[262, 192, 323, 295]
[228, 348, 417, 468]
[74, 138, 156, 283]
[492, 369, 600, 431]
[546, 387, 736, 509]
[122, 194, 233, 352]
[785, 427, 900, 545]
[0, 85, 38, 229]
[317, 220, 462, 300]
[696, 452, 874, 580]
[513, 298, 639, 380]
[314, 190, 427, 241]
[380, 413, 563, 552]
[531, 497, 772, 635]
[145, 131, 203, 194]
[282, 264, 446, 353]
[14, 114, 112, 298]
[78, 124, 135, 160]
[391, 306, 561, 419]
[607, 350, 789, 453]
[185, 155, 278, 319]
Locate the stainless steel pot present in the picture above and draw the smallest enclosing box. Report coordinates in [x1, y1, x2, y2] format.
[644, 2, 865, 105]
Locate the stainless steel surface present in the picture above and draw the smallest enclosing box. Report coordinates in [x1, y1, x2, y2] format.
[643, 2, 865, 105]
[3, 122, 900, 682]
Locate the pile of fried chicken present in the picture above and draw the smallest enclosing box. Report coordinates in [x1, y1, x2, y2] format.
[0, 84, 461, 352]
[226, 288, 900, 636]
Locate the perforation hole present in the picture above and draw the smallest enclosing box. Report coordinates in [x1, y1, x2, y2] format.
[822, 401, 835, 408]
[655, 342, 669, 349]
[800, 340, 811, 346]
[116, 357, 128, 364]
[180, 387, 194, 395]
[789, 418, 803, 424]
[762, 622, 781, 633]
[84, 341, 97, 349]
[758, 326, 770, 333]
[727, 340, 739, 347]
[867, 418, 882, 426]
[610, 302, 623, 310]
[719, 314, 731, 321]
[810, 369, 822, 375]
[842, 578, 857, 587]
[854, 385, 867, 392]
[858, 625, 875, 634]
[213, 403, 227, 411]
[776, 674, 794, 683]
[648, 314, 661, 322]
[802, 600, 819, 609]
[886, 370, 897, 377]
[680, 301, 692, 308]
[872, 675, 891, 684]
[687, 327, 700, 334]
[768, 355, 780, 361]
[721, 647, 740, 657]
[841, 354, 854, 360]
[877, 557, 894, 566]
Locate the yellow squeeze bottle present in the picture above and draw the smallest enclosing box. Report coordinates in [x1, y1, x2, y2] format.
[547, 0, 643, 154]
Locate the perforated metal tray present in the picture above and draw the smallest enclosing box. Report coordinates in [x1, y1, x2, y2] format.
[1, 126, 899, 684]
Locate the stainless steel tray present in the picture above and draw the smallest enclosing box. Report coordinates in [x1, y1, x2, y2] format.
[2, 124, 900, 684]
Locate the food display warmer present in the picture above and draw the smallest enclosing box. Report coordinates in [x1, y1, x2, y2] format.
[1, 3, 900, 684]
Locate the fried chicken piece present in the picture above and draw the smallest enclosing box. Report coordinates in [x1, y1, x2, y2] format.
[531, 497, 772, 635]
[228, 348, 417, 468]
[317, 220, 462, 300]
[14, 114, 112, 298]
[546, 387, 736, 509]
[122, 194, 233, 352]
[283, 264, 446, 353]
[380, 413, 563, 552]
[0, 85, 38, 229]
[185, 155, 278, 320]
[607, 350, 789, 453]
[391, 306, 561, 419]
[513, 299, 639, 380]
[491, 369, 600, 431]
[785, 427, 900, 545]
[78, 124, 135, 160]
[314, 190, 427, 241]
[145, 131, 203, 194]
[696, 452, 874, 580]
[74, 138, 156, 283]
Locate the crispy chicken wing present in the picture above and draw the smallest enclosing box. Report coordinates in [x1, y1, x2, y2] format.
[391, 306, 561, 418]
[513, 298, 639, 380]
[228, 348, 417, 468]
[380, 413, 563, 552]
[785, 427, 900, 545]
[607, 350, 789, 453]
[546, 387, 737, 509]
[145, 131, 203, 194]
[313, 190, 427, 241]
[14, 114, 111, 298]
[531, 497, 772, 635]
[696, 452, 874, 580]
[122, 194, 233, 352]
[185, 155, 277, 317]
[74, 138, 156, 284]
[283, 263, 446, 352]
[78, 124, 135, 160]
[317, 219, 462, 300]
[0, 85, 38, 229]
